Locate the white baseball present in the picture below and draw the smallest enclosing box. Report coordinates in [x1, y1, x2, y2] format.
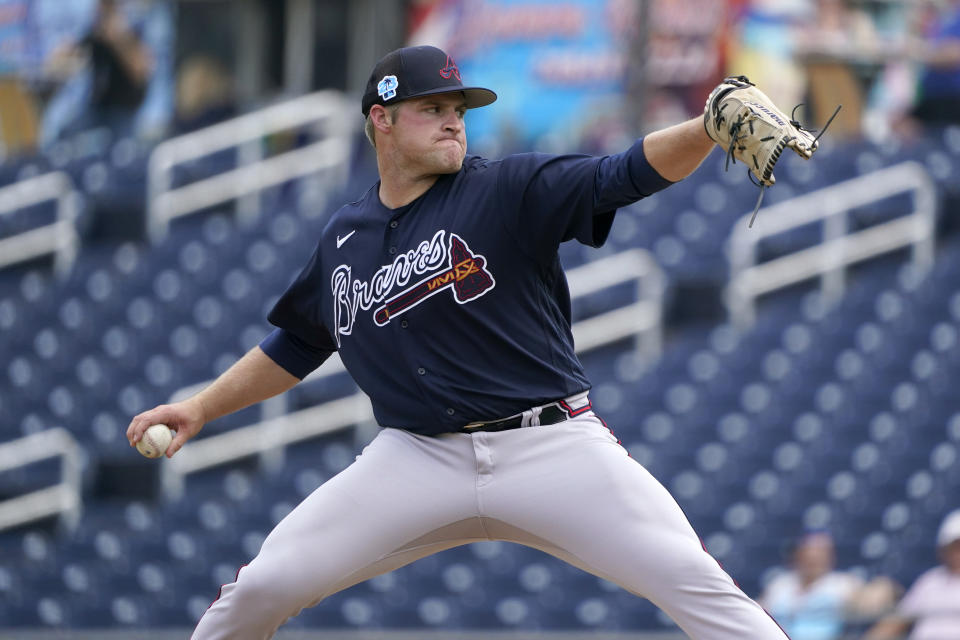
[136, 424, 174, 459]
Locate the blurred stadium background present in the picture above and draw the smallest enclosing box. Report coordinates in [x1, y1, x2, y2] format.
[1, 0, 959, 638]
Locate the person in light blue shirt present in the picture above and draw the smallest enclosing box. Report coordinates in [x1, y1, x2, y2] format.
[760, 531, 899, 640]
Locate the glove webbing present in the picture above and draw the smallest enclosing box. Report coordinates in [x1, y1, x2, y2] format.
[742, 103, 843, 228]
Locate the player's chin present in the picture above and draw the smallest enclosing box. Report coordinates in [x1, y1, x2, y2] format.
[435, 148, 465, 173]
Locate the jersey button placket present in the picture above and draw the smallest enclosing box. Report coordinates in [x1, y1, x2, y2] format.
[417, 367, 426, 376]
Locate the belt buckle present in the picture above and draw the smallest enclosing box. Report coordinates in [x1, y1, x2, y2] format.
[462, 422, 486, 431]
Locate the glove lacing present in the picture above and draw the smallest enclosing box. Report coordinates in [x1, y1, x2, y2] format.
[721, 101, 842, 228]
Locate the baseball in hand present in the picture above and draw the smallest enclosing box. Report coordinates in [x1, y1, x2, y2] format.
[136, 424, 173, 459]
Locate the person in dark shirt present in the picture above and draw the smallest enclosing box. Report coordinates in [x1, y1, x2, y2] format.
[128, 45, 796, 639]
[45, 0, 153, 139]
[912, 0, 960, 127]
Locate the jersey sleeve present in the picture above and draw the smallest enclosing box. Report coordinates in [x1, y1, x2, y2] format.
[259, 328, 333, 379]
[498, 138, 672, 258]
[265, 242, 338, 367]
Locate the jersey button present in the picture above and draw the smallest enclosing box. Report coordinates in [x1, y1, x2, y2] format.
[446, 408, 455, 416]
[400, 320, 409, 329]
[389, 246, 398, 255]
[417, 367, 426, 375]
[389, 220, 398, 228]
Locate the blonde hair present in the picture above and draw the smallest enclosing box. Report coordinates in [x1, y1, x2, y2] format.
[364, 104, 401, 148]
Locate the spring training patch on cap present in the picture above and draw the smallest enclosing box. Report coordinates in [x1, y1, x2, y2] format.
[378, 75, 399, 101]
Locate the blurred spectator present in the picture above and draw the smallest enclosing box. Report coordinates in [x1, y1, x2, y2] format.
[759, 531, 900, 640]
[173, 55, 237, 134]
[865, 509, 960, 640]
[794, 0, 878, 59]
[725, 0, 809, 112]
[792, 0, 881, 138]
[643, 0, 729, 130]
[908, 0, 960, 129]
[0, 77, 40, 157]
[40, 0, 153, 144]
[859, 1, 921, 143]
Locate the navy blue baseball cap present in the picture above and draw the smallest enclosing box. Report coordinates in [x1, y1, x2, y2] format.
[361, 45, 497, 117]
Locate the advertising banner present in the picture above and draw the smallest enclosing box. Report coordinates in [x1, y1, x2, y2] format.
[409, 0, 637, 154]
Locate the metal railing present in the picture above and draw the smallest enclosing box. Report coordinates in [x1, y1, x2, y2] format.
[161, 248, 664, 499]
[146, 90, 354, 242]
[725, 161, 937, 328]
[0, 92, 358, 532]
[0, 428, 84, 532]
[567, 248, 664, 357]
[0, 171, 81, 276]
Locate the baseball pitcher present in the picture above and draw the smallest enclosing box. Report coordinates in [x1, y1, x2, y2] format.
[128, 45, 819, 639]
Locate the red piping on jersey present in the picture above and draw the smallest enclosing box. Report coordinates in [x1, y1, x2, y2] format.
[558, 399, 624, 448]
[559, 398, 593, 417]
[207, 563, 248, 611]
[590, 411, 625, 450]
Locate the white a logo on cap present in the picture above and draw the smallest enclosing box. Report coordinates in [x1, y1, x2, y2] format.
[378, 75, 399, 101]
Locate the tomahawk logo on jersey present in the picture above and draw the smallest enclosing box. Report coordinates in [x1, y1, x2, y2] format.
[331, 230, 495, 340]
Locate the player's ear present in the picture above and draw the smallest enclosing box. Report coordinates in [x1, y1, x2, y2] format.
[369, 104, 394, 136]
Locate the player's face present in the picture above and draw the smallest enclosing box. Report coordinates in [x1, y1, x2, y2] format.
[793, 534, 834, 582]
[942, 540, 960, 573]
[392, 94, 468, 174]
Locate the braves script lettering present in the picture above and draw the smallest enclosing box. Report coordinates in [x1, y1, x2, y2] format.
[331, 231, 495, 343]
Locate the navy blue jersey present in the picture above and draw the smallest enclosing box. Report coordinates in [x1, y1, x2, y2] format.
[261, 139, 672, 435]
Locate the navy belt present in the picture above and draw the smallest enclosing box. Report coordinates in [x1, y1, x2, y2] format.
[461, 397, 592, 433]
